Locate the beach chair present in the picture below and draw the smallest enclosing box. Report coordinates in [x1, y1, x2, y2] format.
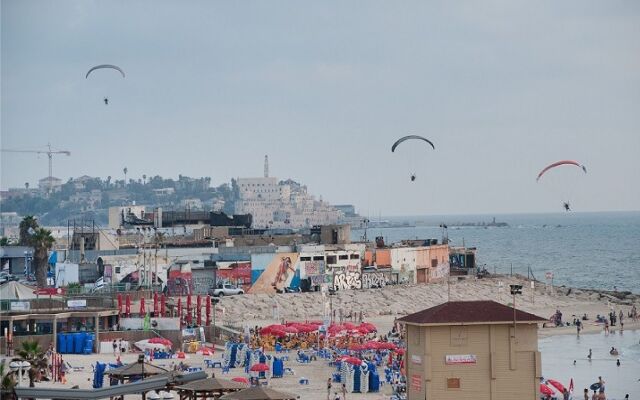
[284, 367, 295, 375]
[66, 362, 84, 372]
[222, 366, 230, 374]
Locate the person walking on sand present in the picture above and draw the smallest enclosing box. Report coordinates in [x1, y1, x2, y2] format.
[604, 320, 609, 334]
[584, 388, 589, 400]
[588, 349, 592, 361]
[341, 382, 347, 399]
[326, 378, 332, 400]
[576, 319, 582, 336]
[112, 340, 117, 356]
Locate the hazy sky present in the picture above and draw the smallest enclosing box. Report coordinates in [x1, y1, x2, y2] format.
[2, 1, 639, 215]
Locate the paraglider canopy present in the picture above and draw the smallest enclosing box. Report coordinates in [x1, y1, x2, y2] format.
[536, 160, 586, 182]
[391, 135, 435, 152]
[86, 64, 125, 79]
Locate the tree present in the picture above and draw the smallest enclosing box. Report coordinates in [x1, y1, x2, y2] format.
[12, 340, 48, 388]
[18, 216, 38, 246]
[123, 167, 128, 186]
[31, 228, 55, 288]
[24, 182, 29, 190]
[142, 174, 147, 185]
[1, 359, 17, 399]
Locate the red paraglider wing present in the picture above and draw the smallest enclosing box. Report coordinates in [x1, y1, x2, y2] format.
[536, 160, 586, 181]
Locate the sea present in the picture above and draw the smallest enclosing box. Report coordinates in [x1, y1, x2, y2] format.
[351, 211, 640, 294]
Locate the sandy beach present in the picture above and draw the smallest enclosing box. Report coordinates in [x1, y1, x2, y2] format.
[4, 276, 639, 399]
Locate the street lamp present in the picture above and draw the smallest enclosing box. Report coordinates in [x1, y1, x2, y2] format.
[510, 284, 523, 339]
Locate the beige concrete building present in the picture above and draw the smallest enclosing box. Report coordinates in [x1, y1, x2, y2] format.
[398, 300, 546, 400]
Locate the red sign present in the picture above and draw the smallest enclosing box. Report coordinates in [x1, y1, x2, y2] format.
[33, 287, 65, 295]
[411, 374, 422, 391]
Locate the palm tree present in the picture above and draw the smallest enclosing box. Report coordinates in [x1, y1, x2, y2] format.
[1, 359, 17, 400]
[106, 175, 112, 188]
[18, 216, 38, 246]
[123, 167, 128, 186]
[31, 228, 55, 288]
[13, 340, 48, 388]
[142, 174, 147, 185]
[24, 182, 29, 190]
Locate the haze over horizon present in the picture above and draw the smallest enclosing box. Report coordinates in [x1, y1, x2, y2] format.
[2, 1, 639, 216]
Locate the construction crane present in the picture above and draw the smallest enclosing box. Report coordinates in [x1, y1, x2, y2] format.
[1, 143, 71, 193]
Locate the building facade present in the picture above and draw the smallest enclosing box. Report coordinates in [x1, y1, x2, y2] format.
[399, 300, 546, 400]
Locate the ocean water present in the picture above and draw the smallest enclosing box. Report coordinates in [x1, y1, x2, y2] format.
[351, 211, 640, 293]
[539, 330, 640, 398]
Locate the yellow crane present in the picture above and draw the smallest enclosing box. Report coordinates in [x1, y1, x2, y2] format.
[1, 143, 71, 193]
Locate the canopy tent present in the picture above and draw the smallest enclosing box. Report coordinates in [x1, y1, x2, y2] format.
[107, 361, 168, 379]
[176, 378, 247, 400]
[219, 387, 299, 400]
[0, 281, 40, 300]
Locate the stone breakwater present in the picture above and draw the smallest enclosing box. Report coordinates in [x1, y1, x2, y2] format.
[215, 275, 640, 325]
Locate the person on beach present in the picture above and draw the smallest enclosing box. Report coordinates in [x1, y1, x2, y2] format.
[112, 340, 117, 356]
[576, 319, 582, 336]
[584, 388, 589, 400]
[588, 349, 592, 361]
[563, 388, 570, 400]
[327, 378, 332, 400]
[616, 359, 620, 366]
[604, 320, 609, 334]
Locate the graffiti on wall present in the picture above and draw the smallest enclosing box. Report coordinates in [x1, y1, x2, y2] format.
[303, 261, 325, 276]
[333, 271, 389, 290]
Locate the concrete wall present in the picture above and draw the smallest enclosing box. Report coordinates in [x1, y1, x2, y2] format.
[406, 323, 540, 400]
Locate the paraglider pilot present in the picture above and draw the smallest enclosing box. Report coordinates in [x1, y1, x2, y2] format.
[563, 202, 571, 212]
[410, 174, 416, 182]
[104, 97, 109, 105]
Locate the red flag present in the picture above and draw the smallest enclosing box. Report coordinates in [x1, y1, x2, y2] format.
[117, 294, 123, 315]
[140, 297, 146, 316]
[125, 294, 131, 317]
[160, 294, 166, 317]
[196, 295, 202, 326]
[186, 295, 192, 325]
[569, 378, 574, 393]
[153, 293, 159, 317]
[205, 295, 211, 326]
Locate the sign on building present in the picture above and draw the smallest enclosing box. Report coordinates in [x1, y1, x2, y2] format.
[445, 354, 477, 365]
[67, 299, 87, 309]
[10, 301, 30, 311]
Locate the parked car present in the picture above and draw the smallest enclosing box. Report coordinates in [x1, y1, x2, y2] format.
[0, 272, 18, 283]
[208, 283, 244, 297]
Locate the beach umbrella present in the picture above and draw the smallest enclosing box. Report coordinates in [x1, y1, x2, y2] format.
[282, 326, 299, 334]
[148, 337, 173, 347]
[231, 377, 249, 384]
[343, 322, 357, 330]
[153, 292, 159, 317]
[359, 322, 376, 331]
[186, 295, 192, 324]
[125, 294, 131, 317]
[140, 297, 146, 316]
[196, 295, 202, 326]
[348, 343, 363, 351]
[343, 357, 362, 365]
[250, 363, 270, 372]
[547, 379, 566, 393]
[160, 294, 166, 317]
[271, 330, 286, 338]
[394, 348, 405, 355]
[206, 295, 211, 326]
[540, 384, 554, 396]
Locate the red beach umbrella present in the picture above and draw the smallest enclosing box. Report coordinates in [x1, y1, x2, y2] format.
[343, 357, 362, 365]
[196, 295, 202, 326]
[186, 295, 192, 324]
[547, 379, 566, 393]
[117, 294, 123, 315]
[125, 294, 131, 317]
[140, 297, 146, 316]
[250, 363, 270, 372]
[540, 384, 554, 396]
[153, 292, 159, 317]
[283, 326, 299, 334]
[394, 348, 405, 355]
[232, 377, 249, 384]
[205, 295, 211, 326]
[271, 329, 286, 338]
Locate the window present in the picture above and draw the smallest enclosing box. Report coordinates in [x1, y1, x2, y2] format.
[350, 254, 359, 259]
[431, 259, 437, 268]
[300, 256, 311, 261]
[115, 266, 121, 274]
[313, 256, 324, 261]
[326, 255, 337, 264]
[339, 255, 349, 260]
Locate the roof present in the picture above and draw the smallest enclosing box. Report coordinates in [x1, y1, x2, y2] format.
[176, 378, 247, 392]
[218, 387, 299, 400]
[0, 281, 40, 300]
[107, 361, 168, 377]
[397, 300, 547, 326]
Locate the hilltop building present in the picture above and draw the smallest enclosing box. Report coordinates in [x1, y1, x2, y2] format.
[233, 156, 342, 228]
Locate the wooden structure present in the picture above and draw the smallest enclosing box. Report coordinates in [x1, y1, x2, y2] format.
[176, 378, 247, 400]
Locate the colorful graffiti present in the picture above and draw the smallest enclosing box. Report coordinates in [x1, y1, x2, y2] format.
[216, 262, 252, 289]
[333, 271, 389, 290]
[249, 253, 300, 294]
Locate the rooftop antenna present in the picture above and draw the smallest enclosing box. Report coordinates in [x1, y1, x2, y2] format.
[264, 155, 269, 178]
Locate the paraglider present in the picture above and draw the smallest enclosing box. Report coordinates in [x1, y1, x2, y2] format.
[536, 160, 586, 182]
[86, 64, 125, 104]
[85, 64, 125, 79]
[536, 160, 587, 211]
[391, 135, 435, 182]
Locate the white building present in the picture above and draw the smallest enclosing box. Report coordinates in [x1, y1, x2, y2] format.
[38, 176, 63, 192]
[234, 157, 342, 228]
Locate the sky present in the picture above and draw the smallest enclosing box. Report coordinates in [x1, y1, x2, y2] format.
[1, 0, 639, 216]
